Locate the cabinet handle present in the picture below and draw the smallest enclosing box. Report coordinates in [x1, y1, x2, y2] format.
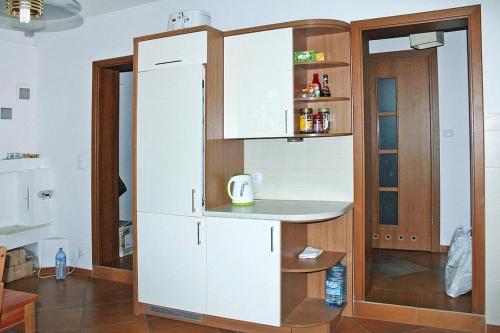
[25, 186, 30, 210]
[192, 189, 197, 213]
[284, 110, 288, 134]
[154, 60, 182, 66]
[197, 222, 201, 245]
[270, 226, 274, 252]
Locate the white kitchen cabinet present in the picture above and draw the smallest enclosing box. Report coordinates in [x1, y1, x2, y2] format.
[137, 63, 204, 217]
[206, 217, 281, 326]
[137, 212, 206, 313]
[138, 31, 207, 72]
[224, 28, 294, 139]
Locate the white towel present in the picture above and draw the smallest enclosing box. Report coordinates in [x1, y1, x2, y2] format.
[299, 246, 323, 259]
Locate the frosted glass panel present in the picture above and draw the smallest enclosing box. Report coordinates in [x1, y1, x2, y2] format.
[379, 191, 398, 226]
[377, 78, 397, 113]
[379, 154, 398, 187]
[379, 116, 398, 150]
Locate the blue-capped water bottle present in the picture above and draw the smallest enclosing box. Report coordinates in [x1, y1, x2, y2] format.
[325, 263, 346, 307]
[55, 247, 67, 280]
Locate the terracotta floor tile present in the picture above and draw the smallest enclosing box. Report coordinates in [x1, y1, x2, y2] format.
[80, 320, 149, 333]
[84, 279, 132, 305]
[416, 291, 472, 313]
[81, 301, 142, 328]
[368, 249, 472, 313]
[334, 317, 371, 333]
[36, 286, 87, 312]
[366, 288, 419, 307]
[149, 321, 225, 333]
[36, 306, 83, 333]
[146, 317, 185, 331]
[353, 317, 420, 333]
[407, 328, 450, 333]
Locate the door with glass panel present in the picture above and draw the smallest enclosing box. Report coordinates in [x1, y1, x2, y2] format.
[368, 50, 437, 251]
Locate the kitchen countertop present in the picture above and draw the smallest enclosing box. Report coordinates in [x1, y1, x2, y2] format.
[204, 200, 353, 222]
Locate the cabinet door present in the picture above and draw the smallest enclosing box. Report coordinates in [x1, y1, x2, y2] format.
[137, 212, 206, 313]
[138, 31, 207, 72]
[137, 64, 204, 217]
[224, 28, 294, 139]
[206, 217, 281, 326]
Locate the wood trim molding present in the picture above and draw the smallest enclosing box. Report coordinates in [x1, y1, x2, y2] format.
[224, 19, 350, 36]
[351, 5, 485, 314]
[38, 267, 92, 278]
[354, 301, 485, 333]
[92, 265, 133, 284]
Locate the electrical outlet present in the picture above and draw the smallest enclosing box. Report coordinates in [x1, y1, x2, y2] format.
[78, 247, 84, 259]
[252, 172, 263, 184]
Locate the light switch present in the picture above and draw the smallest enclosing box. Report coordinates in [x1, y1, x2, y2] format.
[444, 129, 454, 138]
[252, 172, 263, 184]
[77, 154, 85, 170]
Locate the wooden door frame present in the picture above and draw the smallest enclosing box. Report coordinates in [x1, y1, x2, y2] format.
[367, 49, 440, 252]
[91, 55, 134, 281]
[352, 4, 485, 321]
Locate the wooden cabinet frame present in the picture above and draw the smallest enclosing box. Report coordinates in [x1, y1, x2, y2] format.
[351, 5, 485, 331]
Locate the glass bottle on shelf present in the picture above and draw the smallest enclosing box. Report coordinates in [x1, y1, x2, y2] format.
[312, 73, 322, 95]
[321, 74, 331, 97]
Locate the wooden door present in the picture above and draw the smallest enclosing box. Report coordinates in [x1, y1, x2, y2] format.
[136, 64, 205, 217]
[223, 28, 294, 139]
[368, 50, 438, 251]
[137, 212, 206, 313]
[206, 217, 281, 326]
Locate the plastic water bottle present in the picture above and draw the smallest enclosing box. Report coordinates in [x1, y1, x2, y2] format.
[55, 248, 67, 281]
[326, 263, 346, 307]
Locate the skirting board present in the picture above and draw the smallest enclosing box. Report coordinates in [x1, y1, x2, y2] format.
[488, 325, 500, 333]
[38, 266, 132, 284]
[354, 301, 485, 333]
[38, 266, 92, 277]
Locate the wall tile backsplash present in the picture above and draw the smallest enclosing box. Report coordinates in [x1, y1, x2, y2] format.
[244, 136, 353, 201]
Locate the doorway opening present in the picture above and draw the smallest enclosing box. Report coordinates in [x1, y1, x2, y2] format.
[92, 56, 134, 281]
[352, 5, 484, 327]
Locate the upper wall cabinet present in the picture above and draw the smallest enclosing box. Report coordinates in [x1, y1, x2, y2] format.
[224, 20, 352, 139]
[224, 28, 294, 139]
[137, 31, 207, 72]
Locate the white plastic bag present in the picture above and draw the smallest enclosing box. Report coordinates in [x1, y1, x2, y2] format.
[445, 226, 472, 297]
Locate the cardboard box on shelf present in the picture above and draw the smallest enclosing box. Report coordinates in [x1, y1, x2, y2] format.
[6, 248, 27, 267]
[3, 260, 33, 283]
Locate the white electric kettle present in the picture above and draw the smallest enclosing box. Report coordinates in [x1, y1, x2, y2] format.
[227, 174, 255, 206]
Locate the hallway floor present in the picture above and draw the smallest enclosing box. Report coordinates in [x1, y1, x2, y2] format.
[367, 249, 472, 312]
[5, 274, 468, 333]
[101, 254, 133, 271]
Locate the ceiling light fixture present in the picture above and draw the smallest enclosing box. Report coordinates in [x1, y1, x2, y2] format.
[6, 0, 43, 24]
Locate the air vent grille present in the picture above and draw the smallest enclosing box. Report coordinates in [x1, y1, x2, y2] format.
[148, 305, 203, 322]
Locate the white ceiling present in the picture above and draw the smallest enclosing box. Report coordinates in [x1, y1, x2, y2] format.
[78, 0, 162, 18]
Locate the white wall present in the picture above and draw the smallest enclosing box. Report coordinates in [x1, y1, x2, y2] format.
[119, 72, 133, 222]
[245, 137, 353, 201]
[0, 40, 38, 156]
[369, 31, 471, 246]
[25, 0, 500, 324]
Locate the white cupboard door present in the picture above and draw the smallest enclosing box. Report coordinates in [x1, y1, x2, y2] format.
[137, 64, 204, 217]
[206, 217, 281, 326]
[138, 31, 207, 72]
[137, 212, 206, 313]
[224, 28, 294, 139]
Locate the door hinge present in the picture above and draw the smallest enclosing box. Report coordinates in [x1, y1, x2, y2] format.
[202, 80, 205, 88]
[202, 197, 205, 207]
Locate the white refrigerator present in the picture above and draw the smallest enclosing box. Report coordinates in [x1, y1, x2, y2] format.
[136, 63, 207, 314]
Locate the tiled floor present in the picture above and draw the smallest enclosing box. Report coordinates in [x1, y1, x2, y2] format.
[101, 254, 133, 271]
[5, 274, 465, 333]
[367, 249, 472, 312]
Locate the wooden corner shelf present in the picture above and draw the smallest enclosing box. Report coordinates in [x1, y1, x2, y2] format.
[282, 251, 345, 273]
[294, 96, 350, 103]
[293, 132, 352, 138]
[294, 61, 349, 70]
[282, 298, 344, 328]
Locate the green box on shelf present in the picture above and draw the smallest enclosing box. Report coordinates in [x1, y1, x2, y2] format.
[294, 50, 316, 63]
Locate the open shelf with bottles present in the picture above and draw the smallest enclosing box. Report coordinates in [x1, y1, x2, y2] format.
[281, 211, 353, 329]
[292, 23, 352, 138]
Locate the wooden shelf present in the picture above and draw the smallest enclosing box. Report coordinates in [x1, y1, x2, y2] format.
[294, 97, 350, 103]
[282, 251, 345, 273]
[282, 298, 344, 328]
[294, 61, 349, 70]
[293, 132, 352, 138]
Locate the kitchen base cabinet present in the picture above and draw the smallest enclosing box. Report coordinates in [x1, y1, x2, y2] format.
[206, 217, 281, 327]
[137, 212, 206, 314]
